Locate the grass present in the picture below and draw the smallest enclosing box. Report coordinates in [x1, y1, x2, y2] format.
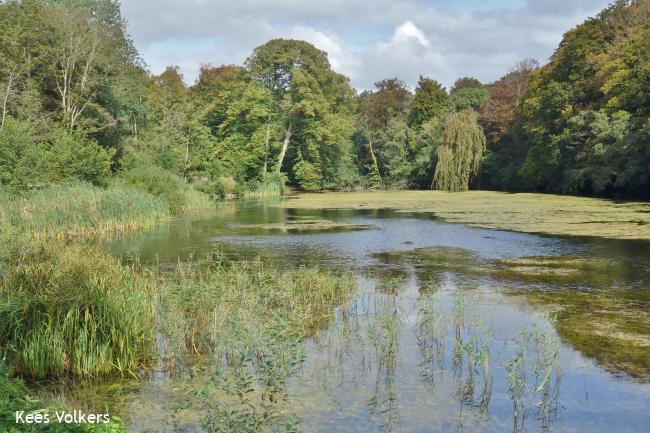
[243, 173, 286, 199]
[158, 254, 355, 433]
[276, 190, 650, 240]
[160, 255, 356, 359]
[0, 371, 126, 432]
[0, 182, 170, 240]
[0, 241, 155, 379]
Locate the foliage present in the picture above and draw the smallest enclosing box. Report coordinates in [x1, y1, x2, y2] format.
[450, 77, 489, 112]
[0, 373, 126, 432]
[486, 2, 650, 198]
[432, 110, 486, 191]
[0, 241, 155, 379]
[120, 165, 187, 213]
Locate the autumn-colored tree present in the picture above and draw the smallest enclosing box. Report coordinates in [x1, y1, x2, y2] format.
[479, 59, 538, 144]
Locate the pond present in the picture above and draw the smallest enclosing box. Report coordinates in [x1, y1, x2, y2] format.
[81, 199, 650, 432]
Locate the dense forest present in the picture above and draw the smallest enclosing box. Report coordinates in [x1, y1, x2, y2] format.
[0, 0, 648, 198]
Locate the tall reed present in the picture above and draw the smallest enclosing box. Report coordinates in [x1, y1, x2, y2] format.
[0, 182, 170, 240]
[0, 241, 155, 379]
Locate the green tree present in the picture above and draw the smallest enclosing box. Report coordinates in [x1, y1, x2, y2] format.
[450, 77, 489, 112]
[408, 76, 450, 128]
[245, 39, 356, 189]
[432, 109, 486, 191]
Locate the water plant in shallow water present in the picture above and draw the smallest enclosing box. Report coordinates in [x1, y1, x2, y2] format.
[0, 241, 155, 379]
[197, 317, 304, 433]
[504, 338, 528, 433]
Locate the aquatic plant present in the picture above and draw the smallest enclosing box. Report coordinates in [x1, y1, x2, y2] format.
[505, 336, 528, 432]
[198, 317, 303, 433]
[0, 241, 155, 379]
[160, 255, 355, 358]
[276, 190, 650, 240]
[0, 182, 170, 240]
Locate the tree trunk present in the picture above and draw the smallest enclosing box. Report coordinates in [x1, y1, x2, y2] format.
[1, 68, 16, 129]
[364, 126, 382, 186]
[276, 116, 293, 172]
[262, 110, 272, 174]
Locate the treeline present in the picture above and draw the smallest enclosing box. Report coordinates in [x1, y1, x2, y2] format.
[481, 0, 650, 198]
[1, 0, 648, 198]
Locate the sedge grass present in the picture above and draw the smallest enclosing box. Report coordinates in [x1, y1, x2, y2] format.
[0, 241, 155, 379]
[160, 256, 355, 358]
[0, 182, 170, 240]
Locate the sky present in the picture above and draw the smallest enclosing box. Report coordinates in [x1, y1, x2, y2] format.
[119, 0, 612, 91]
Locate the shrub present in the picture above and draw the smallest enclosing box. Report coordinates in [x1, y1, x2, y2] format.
[0, 117, 46, 192]
[121, 165, 187, 213]
[42, 129, 114, 187]
[293, 160, 321, 192]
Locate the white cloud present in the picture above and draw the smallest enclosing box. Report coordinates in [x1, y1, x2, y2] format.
[120, 0, 612, 89]
[389, 21, 431, 48]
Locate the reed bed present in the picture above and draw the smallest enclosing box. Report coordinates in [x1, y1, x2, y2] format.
[0, 182, 170, 240]
[160, 256, 355, 358]
[0, 241, 155, 379]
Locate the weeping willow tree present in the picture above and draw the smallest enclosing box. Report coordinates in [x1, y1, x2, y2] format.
[432, 109, 486, 191]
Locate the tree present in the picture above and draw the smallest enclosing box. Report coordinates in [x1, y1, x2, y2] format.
[144, 67, 213, 178]
[48, 0, 136, 131]
[245, 39, 356, 189]
[480, 59, 538, 144]
[356, 79, 412, 188]
[432, 109, 486, 191]
[408, 76, 450, 128]
[450, 77, 489, 112]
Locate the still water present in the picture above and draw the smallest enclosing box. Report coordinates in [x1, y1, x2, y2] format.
[91, 200, 650, 432]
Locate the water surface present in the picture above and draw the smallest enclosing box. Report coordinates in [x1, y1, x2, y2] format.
[91, 200, 650, 432]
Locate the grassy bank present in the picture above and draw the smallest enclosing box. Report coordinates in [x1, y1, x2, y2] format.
[0, 235, 356, 431]
[0, 179, 215, 241]
[0, 183, 170, 240]
[276, 191, 650, 240]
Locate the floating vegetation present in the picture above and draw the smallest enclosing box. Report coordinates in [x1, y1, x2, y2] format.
[371, 244, 650, 380]
[231, 218, 374, 234]
[276, 191, 650, 240]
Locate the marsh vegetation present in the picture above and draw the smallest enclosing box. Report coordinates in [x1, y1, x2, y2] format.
[1, 200, 640, 433]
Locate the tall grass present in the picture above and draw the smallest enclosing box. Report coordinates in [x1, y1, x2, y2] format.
[159, 254, 355, 433]
[161, 255, 355, 358]
[243, 172, 286, 199]
[0, 241, 155, 379]
[0, 182, 170, 240]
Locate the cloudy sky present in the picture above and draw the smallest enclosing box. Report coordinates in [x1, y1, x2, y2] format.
[120, 0, 611, 91]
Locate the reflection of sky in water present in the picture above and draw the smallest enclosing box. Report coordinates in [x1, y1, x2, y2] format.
[213, 213, 582, 267]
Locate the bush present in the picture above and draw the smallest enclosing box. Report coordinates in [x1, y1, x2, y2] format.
[213, 176, 239, 197]
[292, 160, 321, 192]
[121, 165, 187, 213]
[42, 129, 114, 187]
[0, 241, 155, 379]
[0, 117, 46, 192]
